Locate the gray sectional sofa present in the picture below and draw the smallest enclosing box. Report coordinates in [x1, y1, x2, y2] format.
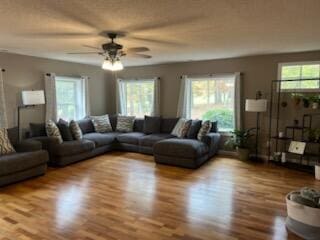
[28, 116, 221, 169]
[0, 127, 49, 187]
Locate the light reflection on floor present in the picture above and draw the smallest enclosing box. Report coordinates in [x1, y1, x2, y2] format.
[55, 178, 89, 230]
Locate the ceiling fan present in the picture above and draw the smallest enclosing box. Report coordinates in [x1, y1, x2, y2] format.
[68, 32, 152, 71]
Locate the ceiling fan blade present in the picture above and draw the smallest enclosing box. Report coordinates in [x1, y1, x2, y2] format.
[82, 44, 102, 50]
[126, 53, 152, 59]
[128, 36, 183, 46]
[67, 51, 103, 55]
[126, 47, 150, 53]
[20, 32, 96, 38]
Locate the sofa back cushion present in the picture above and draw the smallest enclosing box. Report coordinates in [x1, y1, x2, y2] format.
[160, 118, 179, 133]
[133, 119, 144, 132]
[77, 119, 95, 134]
[7, 127, 19, 146]
[143, 116, 161, 134]
[187, 120, 202, 139]
[29, 123, 46, 137]
[57, 119, 73, 141]
[109, 114, 118, 131]
[210, 121, 218, 133]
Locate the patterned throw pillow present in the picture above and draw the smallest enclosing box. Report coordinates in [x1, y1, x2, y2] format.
[45, 120, 63, 144]
[116, 116, 135, 132]
[0, 128, 16, 155]
[171, 118, 192, 138]
[69, 120, 83, 140]
[90, 114, 113, 133]
[197, 120, 212, 140]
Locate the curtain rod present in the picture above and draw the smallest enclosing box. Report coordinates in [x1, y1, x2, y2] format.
[180, 72, 242, 79]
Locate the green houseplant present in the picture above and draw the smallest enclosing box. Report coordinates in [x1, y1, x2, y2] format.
[309, 95, 320, 109]
[226, 128, 254, 161]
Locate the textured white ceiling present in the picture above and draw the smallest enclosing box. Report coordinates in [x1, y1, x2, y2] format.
[0, 0, 319, 67]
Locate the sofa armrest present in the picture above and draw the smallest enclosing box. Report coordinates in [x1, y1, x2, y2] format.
[28, 136, 60, 155]
[201, 133, 221, 157]
[14, 139, 42, 152]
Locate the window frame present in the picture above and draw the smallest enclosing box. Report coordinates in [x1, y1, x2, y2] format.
[278, 61, 320, 93]
[119, 78, 156, 117]
[55, 76, 86, 121]
[187, 74, 238, 133]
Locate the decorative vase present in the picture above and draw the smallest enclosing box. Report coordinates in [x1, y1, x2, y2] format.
[237, 147, 250, 161]
[316, 164, 320, 180]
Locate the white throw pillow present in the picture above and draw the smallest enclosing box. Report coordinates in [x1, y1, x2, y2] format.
[197, 120, 212, 140]
[116, 116, 135, 132]
[90, 114, 113, 133]
[45, 120, 63, 143]
[0, 128, 16, 155]
[171, 118, 192, 138]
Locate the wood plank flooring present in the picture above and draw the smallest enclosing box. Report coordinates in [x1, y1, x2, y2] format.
[0, 152, 319, 240]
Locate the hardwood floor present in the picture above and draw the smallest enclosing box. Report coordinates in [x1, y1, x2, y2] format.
[0, 152, 319, 240]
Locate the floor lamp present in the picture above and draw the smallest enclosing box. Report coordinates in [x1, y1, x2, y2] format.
[245, 91, 267, 161]
[18, 90, 45, 140]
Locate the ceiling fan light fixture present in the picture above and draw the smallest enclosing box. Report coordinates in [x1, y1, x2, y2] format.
[102, 58, 123, 71]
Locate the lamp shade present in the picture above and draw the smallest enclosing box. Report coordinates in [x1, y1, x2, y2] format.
[21, 90, 45, 105]
[245, 99, 267, 112]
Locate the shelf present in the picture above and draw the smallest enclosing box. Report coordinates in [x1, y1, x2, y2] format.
[271, 137, 320, 144]
[285, 151, 320, 158]
[272, 136, 292, 140]
[285, 126, 308, 130]
[270, 160, 314, 173]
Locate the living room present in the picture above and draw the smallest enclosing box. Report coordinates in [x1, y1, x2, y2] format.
[0, 0, 320, 239]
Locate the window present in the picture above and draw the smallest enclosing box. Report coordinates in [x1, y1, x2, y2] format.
[118, 78, 159, 117]
[188, 74, 237, 132]
[55, 76, 86, 121]
[279, 62, 320, 91]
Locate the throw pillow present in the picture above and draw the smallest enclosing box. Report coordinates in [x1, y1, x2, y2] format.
[171, 118, 192, 138]
[0, 128, 16, 155]
[90, 114, 113, 133]
[143, 116, 161, 134]
[69, 120, 83, 140]
[116, 116, 135, 132]
[187, 120, 202, 139]
[197, 120, 212, 141]
[45, 120, 63, 144]
[57, 119, 73, 141]
[29, 123, 46, 137]
[210, 121, 218, 133]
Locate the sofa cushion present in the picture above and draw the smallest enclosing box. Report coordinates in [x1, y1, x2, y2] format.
[117, 132, 145, 145]
[90, 114, 113, 133]
[0, 150, 48, 176]
[210, 121, 218, 133]
[57, 119, 73, 141]
[83, 132, 119, 147]
[29, 123, 46, 137]
[139, 133, 175, 147]
[54, 139, 95, 157]
[45, 120, 63, 143]
[171, 119, 192, 138]
[70, 120, 83, 140]
[197, 120, 212, 140]
[133, 119, 144, 132]
[0, 128, 16, 155]
[109, 114, 118, 131]
[154, 138, 209, 159]
[161, 118, 179, 133]
[77, 119, 95, 134]
[116, 116, 135, 132]
[187, 120, 202, 139]
[143, 116, 161, 134]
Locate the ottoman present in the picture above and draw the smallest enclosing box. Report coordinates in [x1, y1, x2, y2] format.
[153, 138, 209, 169]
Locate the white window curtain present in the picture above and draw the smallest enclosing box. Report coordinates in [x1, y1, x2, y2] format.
[0, 69, 8, 128]
[81, 76, 91, 117]
[177, 75, 192, 118]
[45, 73, 57, 122]
[116, 77, 160, 116]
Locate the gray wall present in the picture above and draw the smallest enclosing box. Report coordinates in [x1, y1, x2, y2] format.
[113, 50, 320, 154]
[0, 52, 111, 130]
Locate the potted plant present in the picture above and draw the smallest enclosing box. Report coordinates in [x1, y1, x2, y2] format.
[309, 95, 320, 109]
[305, 128, 320, 143]
[291, 93, 302, 106]
[225, 128, 254, 161]
[302, 96, 310, 108]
